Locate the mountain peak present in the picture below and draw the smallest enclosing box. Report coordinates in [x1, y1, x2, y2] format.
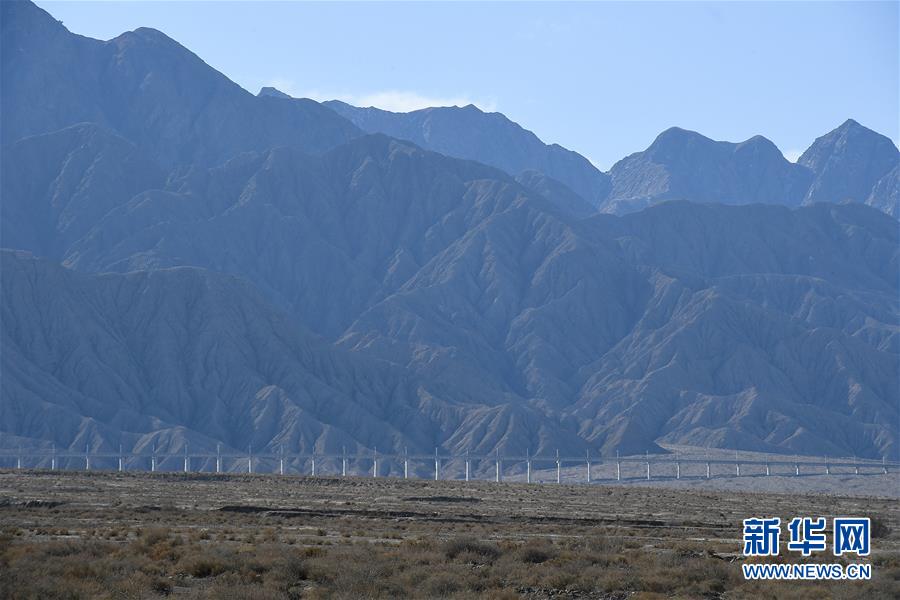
[734, 134, 781, 155]
[741, 134, 773, 145]
[131, 26, 172, 38]
[825, 118, 895, 145]
[649, 127, 713, 149]
[109, 25, 214, 71]
[116, 26, 182, 47]
[655, 126, 699, 139]
[258, 87, 292, 100]
[799, 119, 899, 205]
[2, 0, 360, 165]
[2, 0, 63, 28]
[799, 119, 898, 166]
[642, 127, 719, 160]
[1, 0, 68, 43]
[606, 127, 813, 213]
[809, 118, 891, 146]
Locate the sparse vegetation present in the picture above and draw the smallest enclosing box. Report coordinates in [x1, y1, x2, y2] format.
[442, 536, 501, 561]
[517, 540, 556, 564]
[0, 470, 897, 598]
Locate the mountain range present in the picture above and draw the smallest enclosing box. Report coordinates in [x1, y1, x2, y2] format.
[317, 93, 898, 218]
[1, 0, 897, 462]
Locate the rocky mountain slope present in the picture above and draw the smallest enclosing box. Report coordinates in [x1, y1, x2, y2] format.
[603, 128, 814, 214]
[322, 95, 898, 217]
[1, 0, 897, 460]
[799, 119, 899, 214]
[868, 165, 899, 217]
[323, 99, 612, 208]
[604, 123, 898, 216]
[1, 123, 164, 258]
[2, 249, 581, 458]
[3, 131, 896, 459]
[1, 0, 360, 169]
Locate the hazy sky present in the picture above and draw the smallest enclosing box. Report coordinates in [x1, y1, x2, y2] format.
[37, 1, 899, 170]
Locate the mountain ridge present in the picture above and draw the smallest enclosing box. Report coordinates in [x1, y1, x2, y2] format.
[3, 131, 896, 459]
[323, 98, 613, 208]
[1, 0, 897, 462]
[1, 0, 361, 169]
[323, 92, 898, 217]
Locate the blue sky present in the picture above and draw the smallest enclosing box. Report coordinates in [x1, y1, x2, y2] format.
[37, 1, 899, 170]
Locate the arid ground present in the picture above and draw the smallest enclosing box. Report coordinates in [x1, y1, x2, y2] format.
[1, 470, 897, 599]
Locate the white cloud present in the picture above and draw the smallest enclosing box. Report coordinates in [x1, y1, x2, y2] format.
[782, 149, 803, 163]
[261, 79, 497, 113]
[351, 91, 497, 113]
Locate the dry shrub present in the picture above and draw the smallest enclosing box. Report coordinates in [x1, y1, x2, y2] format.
[269, 552, 309, 585]
[423, 572, 461, 596]
[518, 540, 556, 564]
[442, 536, 501, 561]
[181, 555, 233, 578]
[200, 574, 287, 600]
[871, 515, 892, 539]
[150, 577, 174, 596]
[586, 534, 624, 554]
[137, 526, 172, 546]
